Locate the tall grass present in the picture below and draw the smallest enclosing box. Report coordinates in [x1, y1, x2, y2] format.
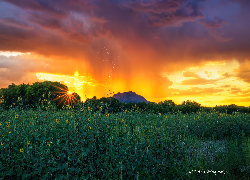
[0, 108, 250, 179]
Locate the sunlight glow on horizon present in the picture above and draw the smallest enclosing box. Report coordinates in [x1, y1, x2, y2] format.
[0, 51, 30, 57]
[164, 59, 249, 107]
[36, 71, 100, 102]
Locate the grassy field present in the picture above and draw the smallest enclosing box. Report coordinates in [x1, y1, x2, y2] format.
[1, 107, 250, 179]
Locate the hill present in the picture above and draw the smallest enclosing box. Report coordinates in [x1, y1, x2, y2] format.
[113, 91, 148, 104]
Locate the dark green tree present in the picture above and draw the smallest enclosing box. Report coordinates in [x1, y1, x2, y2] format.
[179, 100, 201, 114]
[0, 81, 80, 110]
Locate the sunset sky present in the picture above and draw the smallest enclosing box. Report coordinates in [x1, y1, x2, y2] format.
[0, 0, 250, 107]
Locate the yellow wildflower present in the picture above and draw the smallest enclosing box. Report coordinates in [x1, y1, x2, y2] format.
[20, 148, 23, 152]
[0, 122, 2, 125]
[15, 115, 18, 119]
[9, 131, 11, 134]
[1, 142, 4, 145]
[56, 119, 59, 123]
[187, 125, 188, 128]
[159, 113, 161, 115]
[66, 120, 68, 123]
[81, 108, 83, 111]
[6, 124, 9, 128]
[89, 126, 91, 130]
[28, 141, 31, 145]
[88, 118, 90, 121]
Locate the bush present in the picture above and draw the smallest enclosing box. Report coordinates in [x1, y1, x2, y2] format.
[178, 100, 201, 114]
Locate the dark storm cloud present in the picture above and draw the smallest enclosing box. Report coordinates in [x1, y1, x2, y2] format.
[2, 0, 68, 19]
[89, 17, 108, 24]
[28, 14, 63, 30]
[0, 0, 250, 86]
[126, 0, 204, 27]
[0, 17, 33, 30]
[225, 0, 250, 6]
[199, 16, 227, 28]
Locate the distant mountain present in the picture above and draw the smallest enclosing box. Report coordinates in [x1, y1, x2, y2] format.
[113, 91, 148, 104]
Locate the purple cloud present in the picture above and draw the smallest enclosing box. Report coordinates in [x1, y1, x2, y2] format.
[199, 16, 227, 28]
[0, 17, 33, 30]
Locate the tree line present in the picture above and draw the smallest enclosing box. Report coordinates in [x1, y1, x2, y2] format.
[0, 81, 80, 110]
[84, 97, 250, 114]
[0, 81, 249, 114]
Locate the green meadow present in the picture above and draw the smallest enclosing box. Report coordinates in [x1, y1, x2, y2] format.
[1, 106, 250, 179]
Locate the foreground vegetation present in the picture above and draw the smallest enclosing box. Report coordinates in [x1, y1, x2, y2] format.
[1, 81, 250, 179]
[1, 107, 250, 179]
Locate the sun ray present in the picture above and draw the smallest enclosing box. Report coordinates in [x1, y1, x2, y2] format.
[43, 82, 79, 107]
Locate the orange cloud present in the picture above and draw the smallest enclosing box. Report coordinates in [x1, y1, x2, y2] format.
[234, 61, 250, 83]
[170, 87, 224, 96]
[182, 71, 200, 78]
[180, 77, 217, 85]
